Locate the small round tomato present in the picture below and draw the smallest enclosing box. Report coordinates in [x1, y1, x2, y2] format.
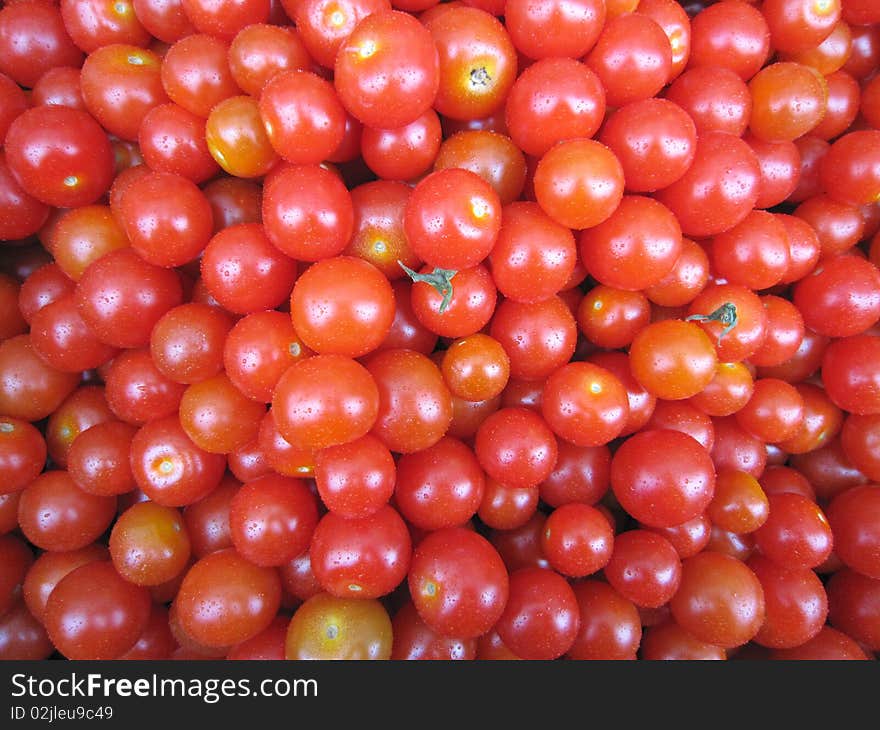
[579, 195, 682, 292]
[109, 501, 191, 586]
[670, 551, 765, 649]
[44, 561, 151, 660]
[603, 529, 682, 609]
[4, 106, 114, 209]
[364, 348, 453, 454]
[611, 428, 716, 528]
[541, 362, 629, 448]
[174, 548, 282, 648]
[259, 70, 346, 166]
[272, 354, 379, 452]
[290, 256, 394, 358]
[404, 168, 501, 271]
[229, 474, 319, 567]
[408, 527, 508, 639]
[313, 434, 395, 519]
[628, 320, 718, 401]
[753, 492, 834, 570]
[533, 138, 624, 231]
[394, 436, 484, 530]
[474, 407, 558, 490]
[261, 164, 354, 263]
[286, 593, 392, 660]
[494, 567, 579, 660]
[334, 10, 439, 130]
[309, 504, 411, 599]
[541, 503, 614, 579]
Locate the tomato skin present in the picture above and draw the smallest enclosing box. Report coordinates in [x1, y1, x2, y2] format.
[495, 566, 579, 660]
[793, 255, 880, 339]
[0, 72, 27, 147]
[68, 420, 138, 497]
[408, 263, 497, 339]
[109, 501, 191, 586]
[0, 599, 54, 660]
[80, 44, 168, 142]
[598, 98, 696, 194]
[0, 1, 84, 89]
[129, 414, 227, 507]
[160, 34, 241, 119]
[0, 417, 47, 495]
[390, 600, 476, 660]
[688, 0, 770, 81]
[654, 131, 761, 239]
[272, 354, 380, 453]
[394, 436, 484, 530]
[629, 320, 718, 401]
[309, 504, 411, 599]
[0, 335, 81, 424]
[76, 249, 184, 350]
[533, 138, 625, 231]
[753, 492, 834, 571]
[611, 428, 716, 529]
[821, 335, 880, 416]
[565, 580, 641, 660]
[364, 348, 453, 455]
[504, 0, 605, 60]
[174, 548, 282, 648]
[826, 484, 880, 580]
[408, 527, 508, 639]
[670, 551, 765, 650]
[424, 6, 517, 121]
[4, 106, 115, 209]
[541, 502, 614, 579]
[488, 201, 576, 304]
[540, 362, 629, 448]
[117, 171, 214, 268]
[475, 407, 558, 490]
[334, 10, 439, 130]
[747, 553, 828, 650]
[313, 434, 395, 519]
[287, 593, 393, 660]
[201, 225, 298, 316]
[261, 164, 355, 263]
[0, 154, 50, 242]
[489, 295, 578, 382]
[229, 474, 319, 567]
[103, 348, 187, 426]
[44, 561, 151, 660]
[259, 70, 347, 166]
[579, 195, 682, 292]
[504, 58, 605, 159]
[586, 12, 672, 109]
[769, 625, 871, 660]
[826, 567, 880, 651]
[133, 0, 196, 43]
[180, 0, 270, 42]
[404, 168, 502, 270]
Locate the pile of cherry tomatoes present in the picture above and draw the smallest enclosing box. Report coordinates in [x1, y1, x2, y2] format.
[1, 0, 880, 661]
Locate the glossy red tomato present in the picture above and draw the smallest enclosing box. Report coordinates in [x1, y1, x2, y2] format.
[611, 428, 716, 528]
[272, 354, 380, 452]
[4, 106, 115, 209]
[309, 504, 411, 599]
[44, 561, 151, 660]
[408, 527, 508, 638]
[334, 10, 439, 130]
[494, 566, 579, 660]
[174, 548, 281, 648]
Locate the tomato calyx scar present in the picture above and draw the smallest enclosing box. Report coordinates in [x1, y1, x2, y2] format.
[398, 261, 458, 314]
[686, 302, 739, 342]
